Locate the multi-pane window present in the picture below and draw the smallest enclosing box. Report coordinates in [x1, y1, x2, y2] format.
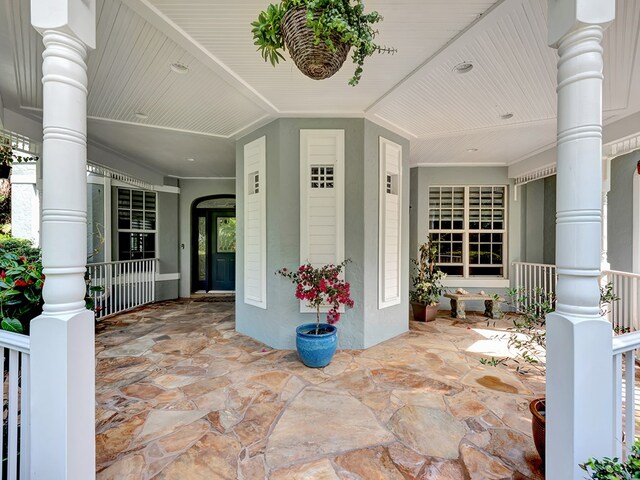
[117, 188, 157, 260]
[310, 166, 334, 189]
[428, 186, 506, 278]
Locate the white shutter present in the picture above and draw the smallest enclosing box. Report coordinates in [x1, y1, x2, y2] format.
[379, 137, 402, 308]
[244, 137, 267, 309]
[300, 130, 345, 312]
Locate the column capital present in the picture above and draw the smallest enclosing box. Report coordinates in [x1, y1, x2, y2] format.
[548, 0, 615, 48]
[30, 0, 95, 49]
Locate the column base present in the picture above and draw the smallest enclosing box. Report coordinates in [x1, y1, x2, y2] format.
[30, 309, 95, 479]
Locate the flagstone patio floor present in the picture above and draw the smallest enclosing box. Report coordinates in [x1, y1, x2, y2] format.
[95, 300, 545, 479]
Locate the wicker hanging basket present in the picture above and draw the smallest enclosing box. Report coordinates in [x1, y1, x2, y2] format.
[281, 7, 351, 81]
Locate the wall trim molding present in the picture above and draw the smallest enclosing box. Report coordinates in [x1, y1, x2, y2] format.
[156, 273, 181, 282]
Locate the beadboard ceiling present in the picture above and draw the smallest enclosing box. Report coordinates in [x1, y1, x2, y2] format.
[1, 0, 640, 176]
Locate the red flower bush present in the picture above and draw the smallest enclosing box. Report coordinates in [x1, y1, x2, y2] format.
[277, 260, 354, 325]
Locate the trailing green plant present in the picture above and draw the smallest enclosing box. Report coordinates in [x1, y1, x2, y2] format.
[581, 439, 640, 478]
[0, 137, 37, 167]
[251, 0, 396, 86]
[410, 239, 447, 306]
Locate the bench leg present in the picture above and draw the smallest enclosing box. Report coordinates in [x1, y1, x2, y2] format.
[484, 300, 504, 320]
[450, 299, 466, 319]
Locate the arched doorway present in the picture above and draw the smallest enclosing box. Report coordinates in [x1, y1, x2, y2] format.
[191, 195, 236, 293]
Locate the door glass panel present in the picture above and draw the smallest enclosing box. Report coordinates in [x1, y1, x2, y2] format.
[217, 217, 236, 253]
[198, 217, 206, 281]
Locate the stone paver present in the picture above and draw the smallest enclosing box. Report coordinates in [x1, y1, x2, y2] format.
[96, 301, 545, 479]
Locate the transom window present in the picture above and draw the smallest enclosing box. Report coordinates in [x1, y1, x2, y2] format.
[311, 166, 334, 189]
[117, 188, 157, 260]
[428, 186, 506, 278]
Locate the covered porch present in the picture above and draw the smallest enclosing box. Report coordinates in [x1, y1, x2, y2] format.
[95, 300, 544, 478]
[0, 0, 635, 477]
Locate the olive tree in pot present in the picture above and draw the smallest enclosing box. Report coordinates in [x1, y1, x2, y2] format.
[410, 240, 446, 322]
[277, 260, 354, 368]
[481, 283, 620, 462]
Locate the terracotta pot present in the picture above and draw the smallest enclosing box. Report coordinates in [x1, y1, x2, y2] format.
[529, 398, 545, 461]
[411, 303, 438, 322]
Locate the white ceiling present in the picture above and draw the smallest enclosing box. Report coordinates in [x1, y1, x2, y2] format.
[1, 0, 640, 177]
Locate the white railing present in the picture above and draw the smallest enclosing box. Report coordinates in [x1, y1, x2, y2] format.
[612, 331, 640, 459]
[86, 258, 157, 319]
[0, 331, 30, 479]
[602, 270, 640, 333]
[512, 262, 557, 310]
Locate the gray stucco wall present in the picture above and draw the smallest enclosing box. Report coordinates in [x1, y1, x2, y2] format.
[236, 118, 410, 350]
[608, 150, 640, 272]
[156, 190, 180, 301]
[525, 179, 544, 263]
[178, 178, 236, 297]
[543, 175, 556, 265]
[362, 120, 410, 347]
[411, 166, 522, 307]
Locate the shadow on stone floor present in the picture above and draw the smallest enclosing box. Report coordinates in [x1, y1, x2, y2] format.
[95, 300, 545, 479]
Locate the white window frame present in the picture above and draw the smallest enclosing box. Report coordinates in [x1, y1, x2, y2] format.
[379, 137, 402, 309]
[116, 187, 158, 261]
[428, 185, 508, 287]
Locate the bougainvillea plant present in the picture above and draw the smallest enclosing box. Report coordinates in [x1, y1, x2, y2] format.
[277, 260, 354, 330]
[0, 252, 44, 334]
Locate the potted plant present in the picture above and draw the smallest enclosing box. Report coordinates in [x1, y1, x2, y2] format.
[251, 0, 396, 85]
[277, 260, 354, 368]
[0, 138, 36, 179]
[410, 240, 446, 322]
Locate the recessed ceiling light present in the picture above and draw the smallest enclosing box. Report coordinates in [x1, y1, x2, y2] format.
[170, 62, 189, 74]
[453, 62, 474, 74]
[500, 113, 514, 120]
[134, 112, 148, 120]
[467, 148, 478, 153]
[186, 158, 195, 162]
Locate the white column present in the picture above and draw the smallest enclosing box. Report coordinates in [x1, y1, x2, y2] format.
[30, 1, 96, 478]
[546, 1, 615, 478]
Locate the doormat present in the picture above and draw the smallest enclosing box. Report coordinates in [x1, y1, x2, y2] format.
[192, 295, 235, 303]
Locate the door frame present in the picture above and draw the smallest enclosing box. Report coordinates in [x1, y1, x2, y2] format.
[190, 194, 236, 293]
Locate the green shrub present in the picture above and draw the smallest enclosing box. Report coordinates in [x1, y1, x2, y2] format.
[0, 235, 41, 262]
[581, 440, 640, 478]
[0, 252, 44, 334]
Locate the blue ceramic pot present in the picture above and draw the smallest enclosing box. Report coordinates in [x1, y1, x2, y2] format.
[295, 323, 337, 368]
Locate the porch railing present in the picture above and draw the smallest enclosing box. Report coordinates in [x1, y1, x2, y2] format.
[0, 330, 30, 479]
[604, 270, 640, 333]
[512, 262, 557, 311]
[612, 331, 640, 458]
[513, 262, 640, 333]
[86, 258, 157, 319]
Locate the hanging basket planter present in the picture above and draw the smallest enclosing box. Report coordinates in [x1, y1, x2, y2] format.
[252, 0, 396, 86]
[280, 7, 350, 81]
